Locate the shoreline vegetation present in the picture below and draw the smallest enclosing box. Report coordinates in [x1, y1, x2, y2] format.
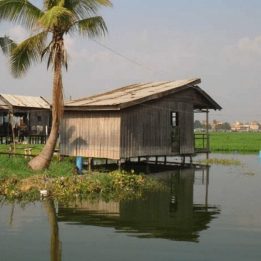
[0, 155, 164, 202]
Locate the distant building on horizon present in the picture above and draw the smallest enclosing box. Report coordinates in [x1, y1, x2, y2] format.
[231, 121, 260, 132]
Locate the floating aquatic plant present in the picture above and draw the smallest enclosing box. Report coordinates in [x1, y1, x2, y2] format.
[0, 171, 164, 202]
[198, 158, 242, 166]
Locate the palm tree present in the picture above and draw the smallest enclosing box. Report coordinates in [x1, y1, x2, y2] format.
[0, 0, 112, 170]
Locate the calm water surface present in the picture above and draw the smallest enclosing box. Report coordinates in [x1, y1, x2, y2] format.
[1, 153, 261, 261]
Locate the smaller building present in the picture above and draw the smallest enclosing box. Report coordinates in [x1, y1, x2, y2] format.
[231, 121, 261, 132]
[249, 121, 260, 131]
[0, 94, 50, 143]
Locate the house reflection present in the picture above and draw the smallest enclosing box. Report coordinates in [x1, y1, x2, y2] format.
[58, 167, 220, 242]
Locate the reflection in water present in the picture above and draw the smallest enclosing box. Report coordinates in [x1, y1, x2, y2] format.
[58, 167, 220, 242]
[44, 199, 62, 261]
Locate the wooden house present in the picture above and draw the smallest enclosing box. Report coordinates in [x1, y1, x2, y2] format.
[0, 94, 50, 143]
[61, 78, 221, 161]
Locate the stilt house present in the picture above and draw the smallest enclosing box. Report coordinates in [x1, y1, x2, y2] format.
[0, 94, 50, 143]
[61, 78, 221, 160]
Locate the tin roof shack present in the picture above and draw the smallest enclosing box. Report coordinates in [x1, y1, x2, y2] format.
[0, 94, 50, 142]
[61, 78, 221, 161]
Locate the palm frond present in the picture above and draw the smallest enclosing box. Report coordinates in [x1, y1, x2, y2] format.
[70, 16, 107, 37]
[64, 0, 112, 19]
[39, 5, 74, 31]
[0, 35, 16, 55]
[10, 31, 47, 77]
[0, 0, 43, 29]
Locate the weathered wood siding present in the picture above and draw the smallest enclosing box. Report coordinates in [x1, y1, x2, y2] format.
[120, 92, 194, 158]
[60, 111, 121, 159]
[61, 88, 205, 159]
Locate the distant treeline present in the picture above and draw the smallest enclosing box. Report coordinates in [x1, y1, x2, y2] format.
[194, 120, 231, 131]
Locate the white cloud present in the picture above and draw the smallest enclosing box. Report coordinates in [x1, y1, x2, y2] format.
[224, 36, 261, 66]
[237, 36, 261, 55]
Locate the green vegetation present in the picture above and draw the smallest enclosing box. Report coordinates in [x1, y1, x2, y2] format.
[195, 132, 261, 153]
[209, 132, 261, 152]
[0, 154, 74, 179]
[198, 158, 242, 166]
[0, 155, 164, 202]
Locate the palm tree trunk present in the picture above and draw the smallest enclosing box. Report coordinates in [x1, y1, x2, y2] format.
[43, 199, 62, 261]
[28, 44, 63, 170]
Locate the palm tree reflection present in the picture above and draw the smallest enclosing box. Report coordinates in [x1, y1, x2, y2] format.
[44, 199, 62, 261]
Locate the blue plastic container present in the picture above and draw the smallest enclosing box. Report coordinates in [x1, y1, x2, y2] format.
[259, 150, 261, 158]
[76, 156, 83, 174]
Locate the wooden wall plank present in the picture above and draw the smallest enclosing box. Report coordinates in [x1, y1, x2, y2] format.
[60, 111, 121, 159]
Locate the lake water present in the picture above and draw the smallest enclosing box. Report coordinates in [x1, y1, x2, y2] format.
[1, 153, 261, 261]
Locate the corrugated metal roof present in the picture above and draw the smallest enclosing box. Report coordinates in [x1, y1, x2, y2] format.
[0, 97, 8, 110]
[0, 94, 50, 109]
[66, 78, 201, 108]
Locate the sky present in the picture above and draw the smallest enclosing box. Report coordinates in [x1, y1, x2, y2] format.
[1, 0, 261, 122]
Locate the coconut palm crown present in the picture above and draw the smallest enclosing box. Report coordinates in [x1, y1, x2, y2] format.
[0, 0, 112, 170]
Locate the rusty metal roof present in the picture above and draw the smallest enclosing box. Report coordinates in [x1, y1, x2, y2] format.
[0, 97, 8, 110]
[0, 94, 50, 109]
[66, 79, 200, 107]
[65, 78, 222, 110]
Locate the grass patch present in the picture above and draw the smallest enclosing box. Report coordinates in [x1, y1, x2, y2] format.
[0, 155, 35, 179]
[0, 155, 74, 179]
[195, 132, 261, 152]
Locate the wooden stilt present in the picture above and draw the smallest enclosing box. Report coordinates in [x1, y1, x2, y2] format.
[88, 158, 92, 173]
[145, 156, 150, 174]
[155, 156, 158, 165]
[182, 156, 185, 165]
[164, 156, 167, 165]
[118, 159, 121, 171]
[205, 168, 209, 206]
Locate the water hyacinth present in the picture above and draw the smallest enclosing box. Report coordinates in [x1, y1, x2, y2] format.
[199, 158, 242, 166]
[0, 171, 164, 202]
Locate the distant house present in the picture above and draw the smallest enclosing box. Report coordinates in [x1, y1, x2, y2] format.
[231, 121, 260, 132]
[249, 121, 260, 131]
[0, 94, 50, 143]
[61, 78, 221, 161]
[231, 122, 247, 132]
